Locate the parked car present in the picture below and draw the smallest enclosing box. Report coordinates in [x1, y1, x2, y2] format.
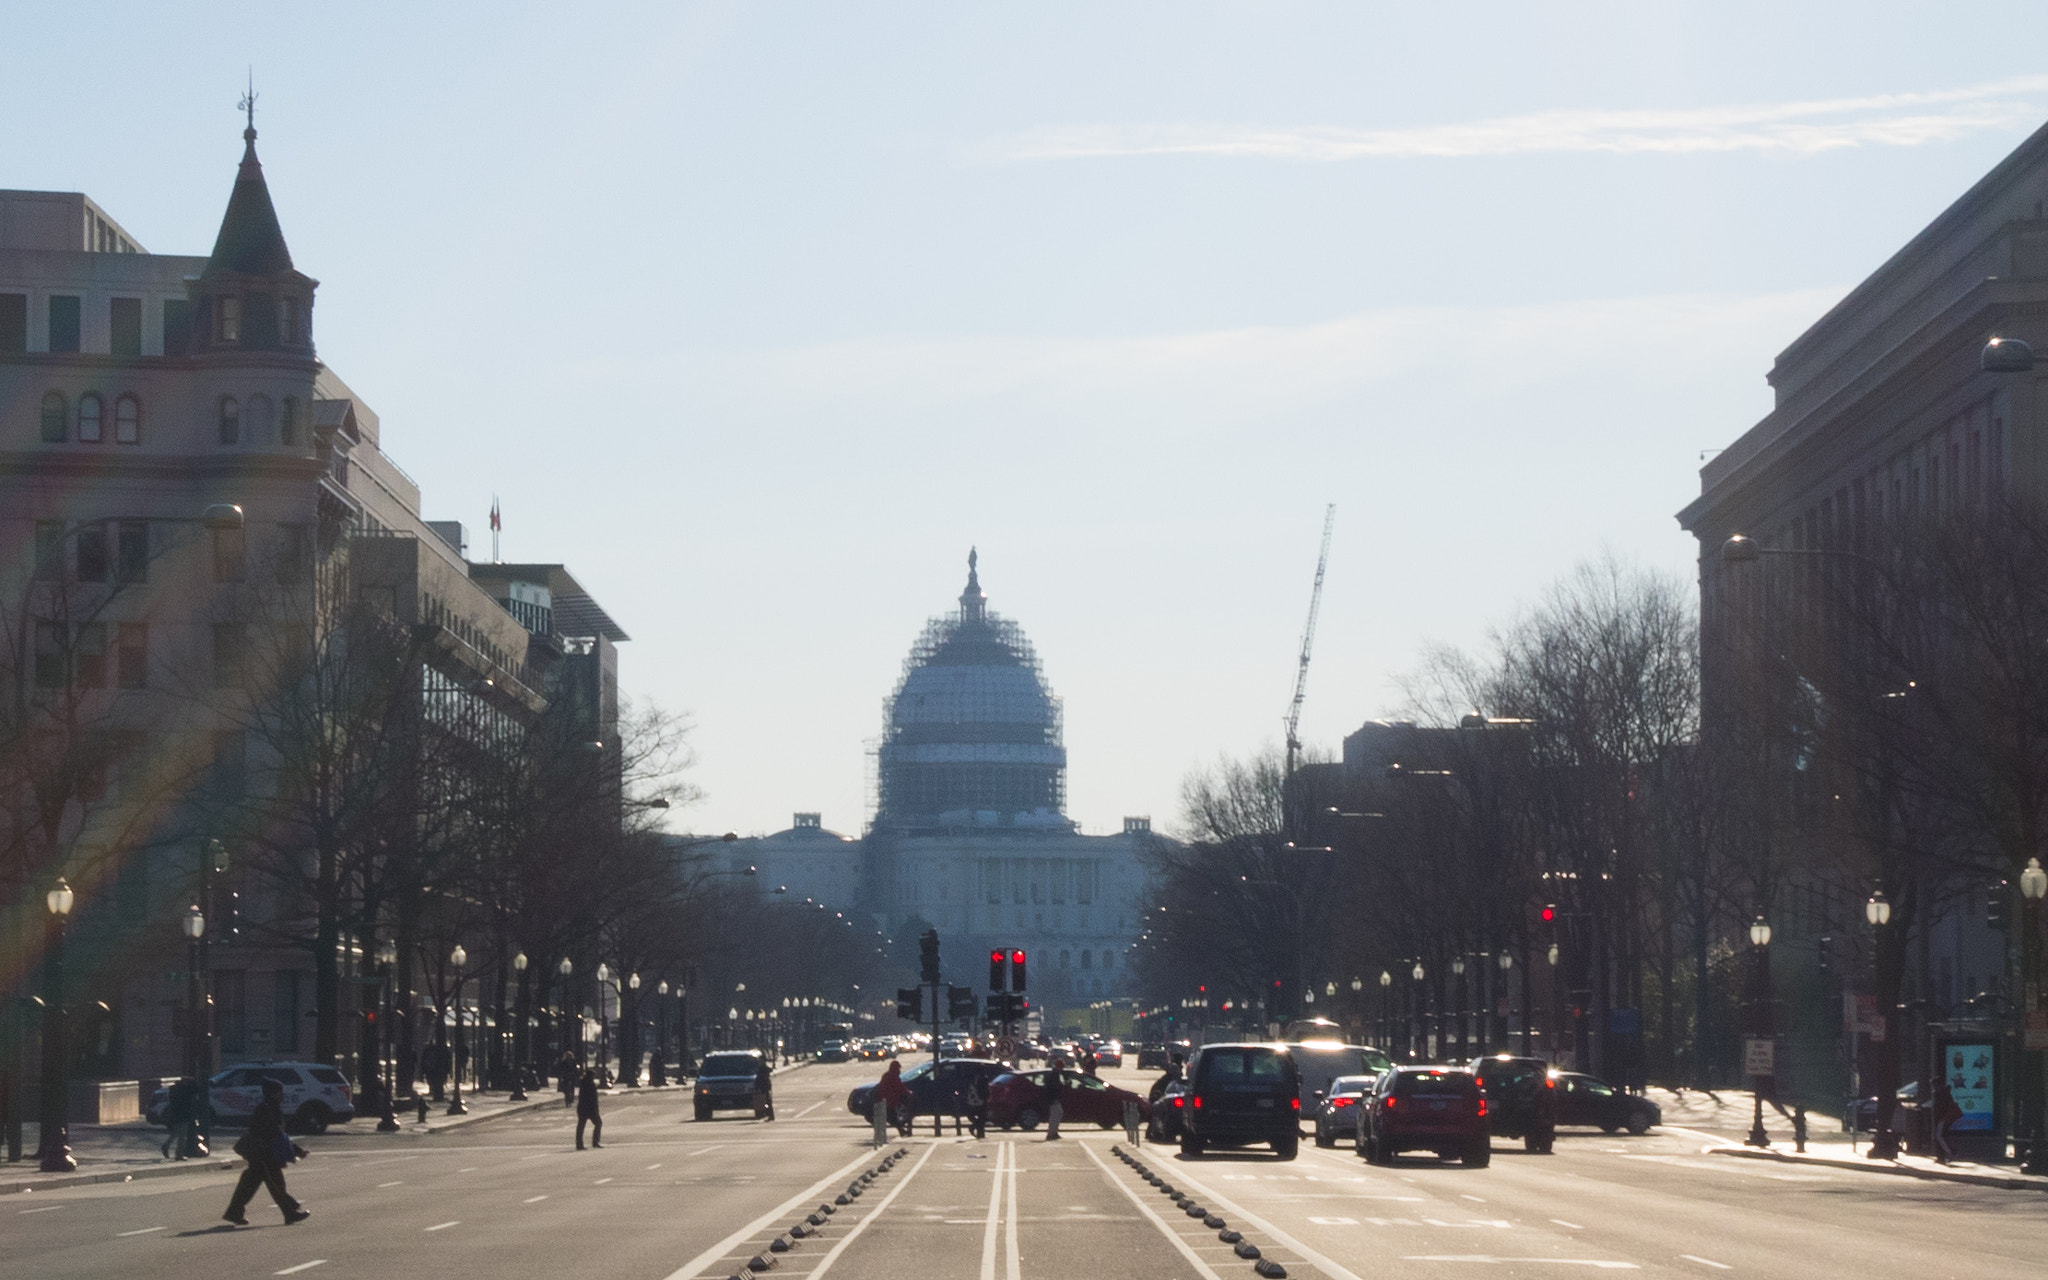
[817, 1040, 850, 1064]
[1551, 1072, 1660, 1134]
[1358, 1065, 1489, 1166]
[986, 1067, 1151, 1131]
[1178, 1042, 1301, 1159]
[695, 1050, 772, 1120]
[1849, 1081, 1920, 1132]
[845, 1058, 1010, 1124]
[1286, 1043, 1392, 1130]
[1469, 1054, 1556, 1152]
[1312, 1073, 1375, 1148]
[147, 1062, 356, 1134]
[1147, 1078, 1189, 1141]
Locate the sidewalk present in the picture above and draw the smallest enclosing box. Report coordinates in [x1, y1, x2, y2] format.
[1643, 1085, 2048, 1193]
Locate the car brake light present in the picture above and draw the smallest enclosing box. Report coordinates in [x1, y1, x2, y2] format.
[1331, 1097, 1353, 1108]
[1192, 1095, 1203, 1109]
[1477, 1098, 1487, 1117]
[1546, 1078, 1555, 1089]
[1172, 1096, 1184, 1108]
[1384, 1096, 1396, 1110]
[1291, 1097, 1300, 1112]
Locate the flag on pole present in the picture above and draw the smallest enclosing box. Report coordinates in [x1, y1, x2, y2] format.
[490, 497, 501, 532]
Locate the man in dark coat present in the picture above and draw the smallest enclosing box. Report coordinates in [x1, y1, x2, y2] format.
[560, 1051, 579, 1108]
[1041, 1066, 1065, 1141]
[222, 1078, 308, 1226]
[421, 1039, 451, 1101]
[576, 1068, 604, 1149]
[754, 1057, 775, 1121]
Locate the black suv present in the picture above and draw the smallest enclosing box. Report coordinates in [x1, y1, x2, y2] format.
[1468, 1055, 1555, 1153]
[694, 1050, 771, 1120]
[1180, 1043, 1300, 1159]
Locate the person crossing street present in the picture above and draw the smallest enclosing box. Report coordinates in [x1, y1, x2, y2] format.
[873, 1060, 907, 1148]
[221, 1077, 308, 1227]
[576, 1068, 604, 1149]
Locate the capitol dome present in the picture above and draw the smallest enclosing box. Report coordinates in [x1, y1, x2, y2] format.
[874, 551, 1070, 833]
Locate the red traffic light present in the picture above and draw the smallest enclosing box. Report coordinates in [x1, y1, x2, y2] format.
[1540, 904, 1556, 922]
[1010, 949, 1027, 990]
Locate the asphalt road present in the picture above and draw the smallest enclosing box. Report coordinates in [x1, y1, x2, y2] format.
[12, 1061, 2048, 1280]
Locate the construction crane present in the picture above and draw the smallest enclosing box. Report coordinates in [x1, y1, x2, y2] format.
[1284, 504, 1336, 779]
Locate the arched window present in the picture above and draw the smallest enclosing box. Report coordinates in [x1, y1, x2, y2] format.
[280, 396, 299, 446]
[247, 393, 275, 443]
[1080, 950, 1092, 970]
[1102, 950, 1114, 971]
[218, 395, 240, 445]
[115, 394, 140, 444]
[1059, 949, 1070, 970]
[78, 393, 103, 443]
[40, 390, 66, 442]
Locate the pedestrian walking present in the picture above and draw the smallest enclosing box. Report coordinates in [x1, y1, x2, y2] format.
[161, 1077, 196, 1160]
[222, 1078, 309, 1226]
[560, 1051, 579, 1108]
[873, 1061, 907, 1149]
[421, 1038, 451, 1102]
[576, 1068, 604, 1149]
[1931, 1080, 1961, 1164]
[1042, 1066, 1064, 1141]
[964, 1078, 987, 1140]
[755, 1057, 776, 1121]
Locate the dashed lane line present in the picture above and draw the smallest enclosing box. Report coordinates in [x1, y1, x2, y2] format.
[1681, 1257, 1733, 1270]
[977, 1139, 1008, 1280]
[1553, 1219, 1585, 1229]
[116, 1226, 164, 1236]
[795, 1142, 941, 1280]
[659, 1146, 896, 1280]
[274, 1263, 328, 1276]
[647, 1163, 663, 1170]
[19, 1205, 63, 1213]
[525, 1195, 549, 1203]
[1079, 1142, 1230, 1280]
[424, 1221, 460, 1232]
[595, 1177, 614, 1185]
[378, 1180, 405, 1187]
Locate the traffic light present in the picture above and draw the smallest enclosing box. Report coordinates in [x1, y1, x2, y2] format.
[919, 930, 941, 985]
[1540, 903, 1556, 924]
[1988, 881, 2010, 931]
[896, 987, 922, 1020]
[989, 949, 1007, 991]
[1010, 949, 1027, 991]
[1816, 935, 1833, 975]
[949, 985, 977, 1021]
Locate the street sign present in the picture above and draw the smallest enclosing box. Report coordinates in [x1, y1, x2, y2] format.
[1743, 1038, 1775, 1076]
[996, 1035, 1017, 1060]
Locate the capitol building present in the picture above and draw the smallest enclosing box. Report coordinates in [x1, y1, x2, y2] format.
[708, 552, 1160, 1013]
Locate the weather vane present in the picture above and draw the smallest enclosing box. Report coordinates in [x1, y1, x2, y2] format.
[238, 70, 257, 132]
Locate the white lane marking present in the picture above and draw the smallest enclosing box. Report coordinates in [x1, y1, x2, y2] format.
[595, 1177, 614, 1185]
[1075, 1142, 1229, 1280]
[1553, 1219, 1585, 1229]
[1004, 1138, 1020, 1280]
[978, 1140, 1006, 1280]
[1461, 1194, 1487, 1202]
[19, 1205, 63, 1214]
[117, 1226, 165, 1236]
[458, 1166, 478, 1172]
[1681, 1257, 1733, 1270]
[521, 1153, 551, 1160]
[685, 1144, 725, 1157]
[793, 1099, 829, 1120]
[660, 1146, 896, 1280]
[424, 1221, 460, 1232]
[525, 1195, 549, 1203]
[275, 1263, 328, 1276]
[646, 1163, 663, 1170]
[1309, 1216, 1359, 1225]
[378, 1180, 405, 1187]
[798, 1143, 942, 1280]
[1156, 1161, 1371, 1280]
[1405, 1259, 1638, 1269]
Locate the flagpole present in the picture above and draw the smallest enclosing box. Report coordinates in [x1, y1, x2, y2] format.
[490, 495, 501, 563]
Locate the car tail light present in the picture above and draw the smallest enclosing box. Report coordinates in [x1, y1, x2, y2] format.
[1291, 1097, 1300, 1112]
[1192, 1095, 1203, 1109]
[1476, 1076, 1486, 1089]
[1546, 1078, 1555, 1089]
[1171, 1096, 1184, 1108]
[1383, 1096, 1396, 1110]
[1331, 1097, 1354, 1108]
[1476, 1097, 1487, 1117]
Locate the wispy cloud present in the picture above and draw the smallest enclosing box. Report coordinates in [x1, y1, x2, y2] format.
[991, 76, 2048, 162]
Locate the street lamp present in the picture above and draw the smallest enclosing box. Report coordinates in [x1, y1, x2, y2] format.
[1410, 962, 1426, 1060]
[376, 939, 401, 1129]
[1451, 956, 1467, 1060]
[37, 877, 76, 1171]
[509, 952, 530, 1101]
[2020, 859, 2048, 1174]
[626, 972, 641, 1086]
[447, 944, 469, 1116]
[597, 964, 613, 1081]
[181, 904, 206, 1083]
[1745, 916, 1773, 1148]
[557, 957, 575, 1071]
[652, 981, 670, 1086]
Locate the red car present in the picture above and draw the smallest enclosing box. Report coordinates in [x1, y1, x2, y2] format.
[988, 1068, 1151, 1131]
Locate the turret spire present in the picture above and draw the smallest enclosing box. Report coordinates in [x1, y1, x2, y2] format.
[205, 81, 295, 278]
[959, 547, 985, 623]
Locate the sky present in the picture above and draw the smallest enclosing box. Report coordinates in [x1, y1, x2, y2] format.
[9, 2, 2047, 839]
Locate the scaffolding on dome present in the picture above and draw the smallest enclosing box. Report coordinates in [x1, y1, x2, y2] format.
[872, 605, 1069, 832]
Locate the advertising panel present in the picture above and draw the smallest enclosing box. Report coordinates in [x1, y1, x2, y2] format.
[1939, 1041, 1997, 1133]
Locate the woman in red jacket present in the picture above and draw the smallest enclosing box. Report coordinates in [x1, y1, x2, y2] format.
[873, 1061, 907, 1148]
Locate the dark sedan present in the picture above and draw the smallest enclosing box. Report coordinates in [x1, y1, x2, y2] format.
[844, 1058, 1008, 1123]
[1312, 1074, 1374, 1148]
[1552, 1071, 1660, 1134]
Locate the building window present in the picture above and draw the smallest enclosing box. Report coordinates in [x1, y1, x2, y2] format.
[217, 970, 247, 1055]
[1080, 950, 1092, 970]
[1075, 862, 1095, 905]
[162, 299, 192, 354]
[78, 393, 103, 443]
[117, 623, 148, 690]
[34, 622, 65, 688]
[76, 524, 108, 583]
[34, 521, 63, 580]
[48, 295, 80, 353]
[0, 293, 25, 352]
[280, 396, 298, 446]
[275, 524, 308, 586]
[1050, 860, 1067, 904]
[273, 972, 301, 1053]
[278, 297, 297, 345]
[212, 624, 246, 687]
[217, 294, 240, 344]
[115, 394, 140, 444]
[1059, 949, 1070, 969]
[247, 394, 275, 443]
[219, 395, 240, 444]
[40, 390, 67, 442]
[213, 525, 246, 583]
[1102, 950, 1113, 970]
[75, 623, 107, 689]
[110, 297, 142, 358]
[116, 521, 148, 584]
